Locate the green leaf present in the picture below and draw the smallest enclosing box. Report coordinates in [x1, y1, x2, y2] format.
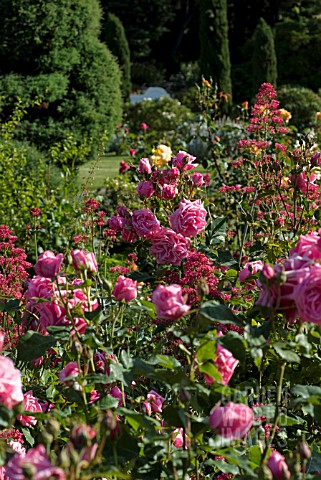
[198, 363, 222, 382]
[213, 459, 239, 474]
[248, 445, 262, 467]
[46, 325, 71, 341]
[0, 405, 14, 427]
[17, 331, 57, 362]
[163, 406, 187, 428]
[0, 298, 20, 313]
[206, 216, 226, 246]
[273, 343, 300, 363]
[21, 427, 35, 446]
[150, 355, 181, 369]
[139, 300, 156, 319]
[199, 301, 240, 325]
[196, 341, 216, 362]
[218, 332, 247, 363]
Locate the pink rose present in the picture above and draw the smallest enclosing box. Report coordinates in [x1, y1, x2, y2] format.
[152, 284, 190, 323]
[239, 260, 264, 282]
[294, 265, 321, 324]
[109, 386, 125, 407]
[35, 251, 64, 278]
[192, 172, 204, 187]
[26, 276, 53, 302]
[0, 332, 4, 352]
[17, 391, 42, 427]
[119, 160, 130, 174]
[0, 356, 24, 409]
[141, 122, 149, 130]
[267, 450, 291, 479]
[150, 228, 190, 266]
[169, 199, 207, 237]
[112, 275, 137, 302]
[38, 302, 68, 333]
[132, 209, 161, 238]
[6, 444, 66, 480]
[139, 157, 152, 174]
[172, 150, 199, 170]
[58, 361, 79, 384]
[209, 402, 253, 439]
[108, 215, 125, 231]
[136, 181, 155, 199]
[289, 229, 321, 259]
[172, 428, 189, 449]
[161, 184, 178, 200]
[71, 250, 98, 273]
[204, 342, 239, 386]
[146, 390, 165, 413]
[121, 218, 138, 243]
[290, 171, 318, 194]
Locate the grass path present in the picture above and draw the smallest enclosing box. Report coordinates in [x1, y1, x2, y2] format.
[77, 153, 129, 189]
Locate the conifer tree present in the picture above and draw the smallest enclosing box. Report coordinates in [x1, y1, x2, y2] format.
[251, 18, 277, 94]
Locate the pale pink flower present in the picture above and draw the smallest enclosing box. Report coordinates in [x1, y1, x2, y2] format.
[139, 157, 152, 174]
[17, 391, 42, 427]
[294, 265, 321, 324]
[152, 284, 190, 322]
[267, 450, 291, 479]
[132, 209, 161, 238]
[58, 361, 79, 384]
[71, 250, 98, 273]
[112, 275, 137, 302]
[209, 402, 253, 439]
[136, 181, 155, 199]
[239, 260, 264, 282]
[5, 444, 66, 480]
[0, 356, 24, 409]
[38, 302, 68, 333]
[172, 150, 198, 170]
[290, 171, 318, 194]
[169, 199, 207, 237]
[150, 228, 190, 266]
[172, 428, 190, 449]
[204, 342, 239, 386]
[35, 251, 64, 278]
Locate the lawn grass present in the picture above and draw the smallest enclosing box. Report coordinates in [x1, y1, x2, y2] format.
[77, 153, 129, 190]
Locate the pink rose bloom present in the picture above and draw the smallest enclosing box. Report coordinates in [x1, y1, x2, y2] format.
[69, 424, 97, 463]
[35, 250, 64, 278]
[71, 250, 98, 273]
[169, 199, 207, 237]
[168, 167, 180, 181]
[204, 343, 239, 386]
[109, 386, 125, 407]
[26, 276, 53, 302]
[146, 390, 165, 413]
[239, 260, 264, 282]
[161, 184, 178, 200]
[209, 402, 253, 440]
[172, 428, 189, 449]
[119, 160, 130, 174]
[5, 444, 66, 480]
[0, 441, 26, 480]
[172, 150, 198, 170]
[150, 228, 190, 266]
[17, 391, 42, 427]
[89, 389, 101, 404]
[129, 149, 137, 157]
[0, 331, 4, 353]
[0, 356, 24, 409]
[139, 157, 152, 174]
[117, 205, 130, 218]
[112, 275, 137, 302]
[108, 215, 125, 231]
[38, 302, 68, 333]
[192, 172, 204, 187]
[152, 284, 190, 322]
[136, 181, 155, 199]
[132, 209, 161, 238]
[141, 122, 148, 130]
[289, 229, 321, 259]
[290, 171, 318, 194]
[121, 218, 138, 243]
[294, 265, 321, 324]
[267, 450, 291, 479]
[58, 361, 79, 384]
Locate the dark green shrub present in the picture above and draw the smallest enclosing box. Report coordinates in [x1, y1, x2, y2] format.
[101, 13, 131, 102]
[277, 85, 321, 128]
[251, 18, 277, 96]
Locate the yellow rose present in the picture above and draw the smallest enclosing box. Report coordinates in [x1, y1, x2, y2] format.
[279, 108, 292, 122]
[242, 101, 249, 110]
[150, 144, 172, 167]
[316, 112, 321, 121]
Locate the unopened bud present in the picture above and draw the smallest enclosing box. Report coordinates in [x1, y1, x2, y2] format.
[299, 442, 311, 459]
[103, 410, 117, 433]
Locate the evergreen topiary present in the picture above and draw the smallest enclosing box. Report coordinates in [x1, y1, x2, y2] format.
[101, 13, 131, 102]
[251, 18, 277, 96]
[0, 0, 123, 163]
[199, 0, 232, 103]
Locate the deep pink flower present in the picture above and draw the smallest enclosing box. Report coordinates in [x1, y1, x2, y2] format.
[58, 361, 79, 384]
[121, 218, 138, 243]
[169, 199, 207, 237]
[152, 284, 190, 322]
[239, 260, 264, 282]
[112, 275, 137, 302]
[290, 171, 319, 194]
[146, 390, 165, 413]
[209, 402, 253, 439]
[35, 251, 64, 278]
[71, 250, 98, 273]
[132, 209, 161, 238]
[26, 276, 53, 302]
[172, 428, 190, 449]
[139, 157, 152, 174]
[129, 149, 137, 156]
[17, 391, 42, 427]
[204, 343, 239, 386]
[150, 228, 190, 266]
[141, 122, 149, 130]
[192, 172, 204, 187]
[267, 450, 291, 479]
[0, 356, 24, 409]
[294, 265, 321, 324]
[172, 151, 198, 170]
[161, 184, 177, 200]
[5, 444, 66, 480]
[119, 160, 130, 174]
[109, 386, 125, 407]
[136, 181, 155, 199]
[38, 302, 68, 333]
[108, 215, 125, 231]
